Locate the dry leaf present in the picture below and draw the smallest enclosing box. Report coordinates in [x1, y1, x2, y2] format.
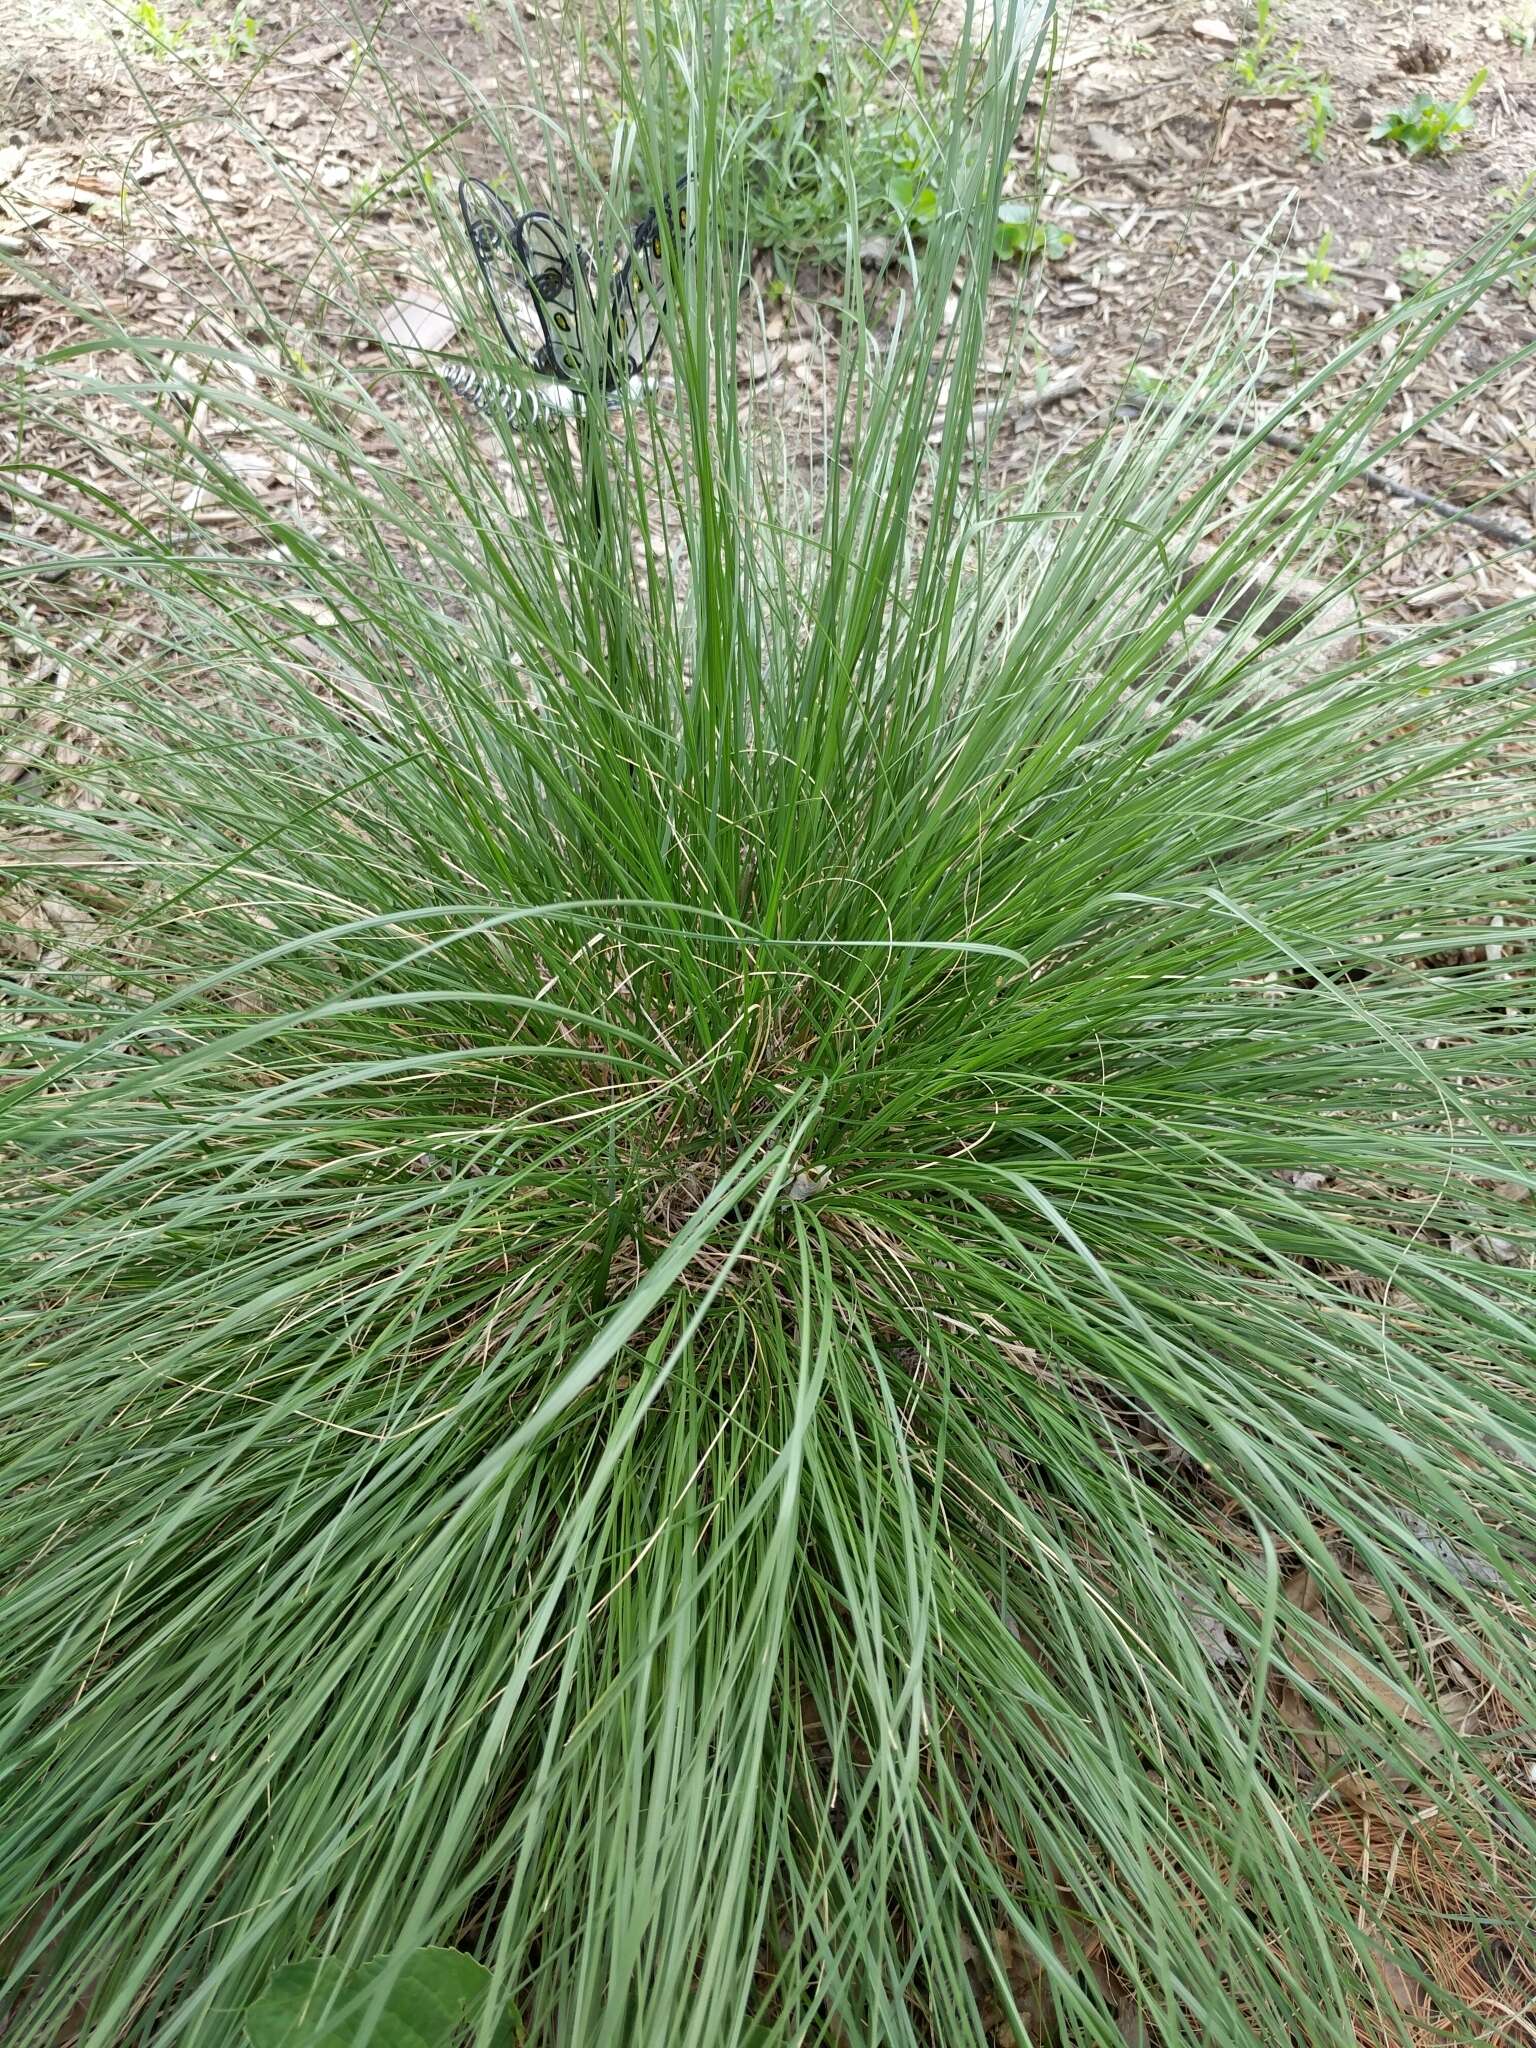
[1191, 16, 1238, 41]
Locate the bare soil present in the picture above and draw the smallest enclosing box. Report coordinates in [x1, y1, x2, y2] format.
[1001, 0, 1536, 601]
[4, 0, 1534, 562]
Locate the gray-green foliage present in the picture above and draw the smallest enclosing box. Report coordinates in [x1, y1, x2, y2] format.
[3, 3, 1536, 2044]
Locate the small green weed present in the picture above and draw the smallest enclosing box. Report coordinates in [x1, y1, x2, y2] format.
[1125, 360, 1185, 401]
[1493, 176, 1536, 291]
[1396, 244, 1449, 291]
[220, 7, 259, 56]
[128, 0, 187, 50]
[1230, 0, 1312, 93]
[992, 200, 1073, 264]
[1281, 227, 1335, 292]
[885, 146, 940, 233]
[1501, 6, 1536, 53]
[1492, 169, 1536, 209]
[127, 0, 259, 59]
[1300, 78, 1333, 158]
[1370, 72, 1485, 156]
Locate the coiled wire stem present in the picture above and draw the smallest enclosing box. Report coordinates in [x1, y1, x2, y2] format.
[437, 358, 582, 429]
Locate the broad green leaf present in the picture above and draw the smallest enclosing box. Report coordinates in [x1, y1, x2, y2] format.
[244, 1948, 490, 2048]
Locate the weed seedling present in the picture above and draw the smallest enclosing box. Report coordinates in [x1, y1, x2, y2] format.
[1300, 78, 1333, 158]
[1281, 227, 1335, 292]
[129, 0, 186, 50]
[220, 8, 259, 56]
[1230, 0, 1311, 93]
[992, 200, 1074, 264]
[1397, 244, 1449, 291]
[1371, 72, 1485, 156]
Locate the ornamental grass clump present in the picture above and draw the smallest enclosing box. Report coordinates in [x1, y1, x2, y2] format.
[3, 3, 1535, 2042]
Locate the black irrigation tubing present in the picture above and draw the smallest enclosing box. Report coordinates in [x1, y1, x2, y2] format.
[1119, 391, 1535, 552]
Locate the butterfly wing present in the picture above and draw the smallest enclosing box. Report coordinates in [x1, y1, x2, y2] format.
[460, 174, 693, 392]
[607, 238, 659, 384]
[458, 177, 549, 371]
[608, 175, 693, 383]
[516, 211, 599, 384]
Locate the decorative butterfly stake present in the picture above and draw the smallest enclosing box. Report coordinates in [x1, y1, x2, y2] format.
[452, 174, 692, 428]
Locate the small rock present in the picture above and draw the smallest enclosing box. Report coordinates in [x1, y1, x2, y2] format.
[1190, 15, 1238, 41]
[1046, 149, 1080, 179]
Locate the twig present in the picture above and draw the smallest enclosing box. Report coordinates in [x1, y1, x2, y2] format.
[931, 373, 1085, 442]
[1120, 392, 1534, 550]
[1015, 371, 1087, 415]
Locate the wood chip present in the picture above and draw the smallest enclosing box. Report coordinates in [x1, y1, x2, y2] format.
[278, 37, 351, 65]
[1086, 123, 1140, 164]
